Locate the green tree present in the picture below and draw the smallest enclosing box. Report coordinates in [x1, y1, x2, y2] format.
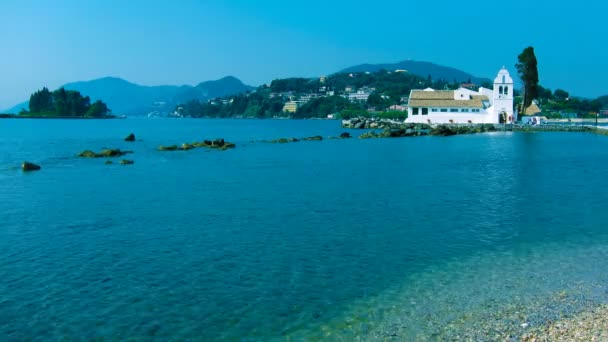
[29, 87, 53, 113]
[85, 100, 110, 117]
[516, 46, 539, 114]
[553, 89, 569, 100]
[537, 85, 552, 101]
[52, 88, 68, 115]
[367, 93, 387, 109]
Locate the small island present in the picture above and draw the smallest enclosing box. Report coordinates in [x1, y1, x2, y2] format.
[13, 87, 114, 119]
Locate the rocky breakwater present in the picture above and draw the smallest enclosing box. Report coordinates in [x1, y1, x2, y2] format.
[513, 124, 595, 133]
[357, 123, 500, 139]
[342, 117, 400, 129]
[359, 127, 428, 139]
[430, 124, 498, 136]
[266, 133, 352, 144]
[342, 117, 430, 130]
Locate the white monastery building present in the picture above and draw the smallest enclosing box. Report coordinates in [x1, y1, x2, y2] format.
[405, 67, 516, 124]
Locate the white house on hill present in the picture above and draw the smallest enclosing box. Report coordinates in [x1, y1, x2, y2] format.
[406, 67, 516, 124]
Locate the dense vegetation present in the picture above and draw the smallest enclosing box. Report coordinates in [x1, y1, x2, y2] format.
[176, 71, 461, 119]
[175, 51, 605, 120]
[513, 46, 604, 118]
[22, 87, 112, 118]
[533, 86, 603, 118]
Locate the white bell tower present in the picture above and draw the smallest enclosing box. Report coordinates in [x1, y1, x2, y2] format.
[492, 67, 515, 123]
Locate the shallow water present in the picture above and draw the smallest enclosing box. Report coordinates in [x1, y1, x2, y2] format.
[1, 118, 608, 340]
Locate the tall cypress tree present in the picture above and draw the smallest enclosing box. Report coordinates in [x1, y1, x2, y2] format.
[516, 47, 539, 114]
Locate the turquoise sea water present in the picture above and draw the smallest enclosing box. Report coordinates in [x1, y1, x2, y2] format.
[1, 118, 608, 340]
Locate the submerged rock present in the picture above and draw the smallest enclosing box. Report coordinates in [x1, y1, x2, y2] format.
[78, 150, 98, 158]
[119, 159, 134, 165]
[105, 160, 113, 165]
[124, 133, 136, 142]
[78, 149, 130, 158]
[22, 161, 41, 171]
[339, 132, 352, 138]
[180, 143, 195, 150]
[302, 135, 323, 141]
[192, 141, 210, 148]
[359, 131, 379, 139]
[158, 145, 179, 151]
[99, 149, 128, 157]
[271, 137, 299, 143]
[159, 138, 236, 151]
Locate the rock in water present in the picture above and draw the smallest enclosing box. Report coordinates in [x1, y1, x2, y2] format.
[119, 159, 134, 165]
[158, 145, 178, 151]
[271, 138, 298, 143]
[100, 149, 127, 157]
[339, 132, 351, 138]
[124, 133, 136, 142]
[303, 135, 323, 141]
[78, 149, 129, 158]
[22, 161, 41, 171]
[78, 150, 98, 158]
[388, 128, 406, 137]
[359, 131, 378, 139]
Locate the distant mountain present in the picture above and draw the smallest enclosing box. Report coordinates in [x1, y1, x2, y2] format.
[5, 76, 254, 115]
[340, 60, 491, 85]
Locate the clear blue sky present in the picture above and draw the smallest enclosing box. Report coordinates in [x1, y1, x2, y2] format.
[1, 0, 606, 109]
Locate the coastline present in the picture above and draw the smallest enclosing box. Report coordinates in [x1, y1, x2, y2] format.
[0, 114, 118, 119]
[548, 118, 608, 124]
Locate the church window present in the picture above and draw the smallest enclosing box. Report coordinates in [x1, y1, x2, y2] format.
[504, 86, 508, 95]
[449, 108, 458, 112]
[422, 108, 428, 115]
[431, 108, 438, 112]
[440, 108, 448, 112]
[499, 86, 503, 94]
[502, 75, 506, 83]
[412, 107, 419, 115]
